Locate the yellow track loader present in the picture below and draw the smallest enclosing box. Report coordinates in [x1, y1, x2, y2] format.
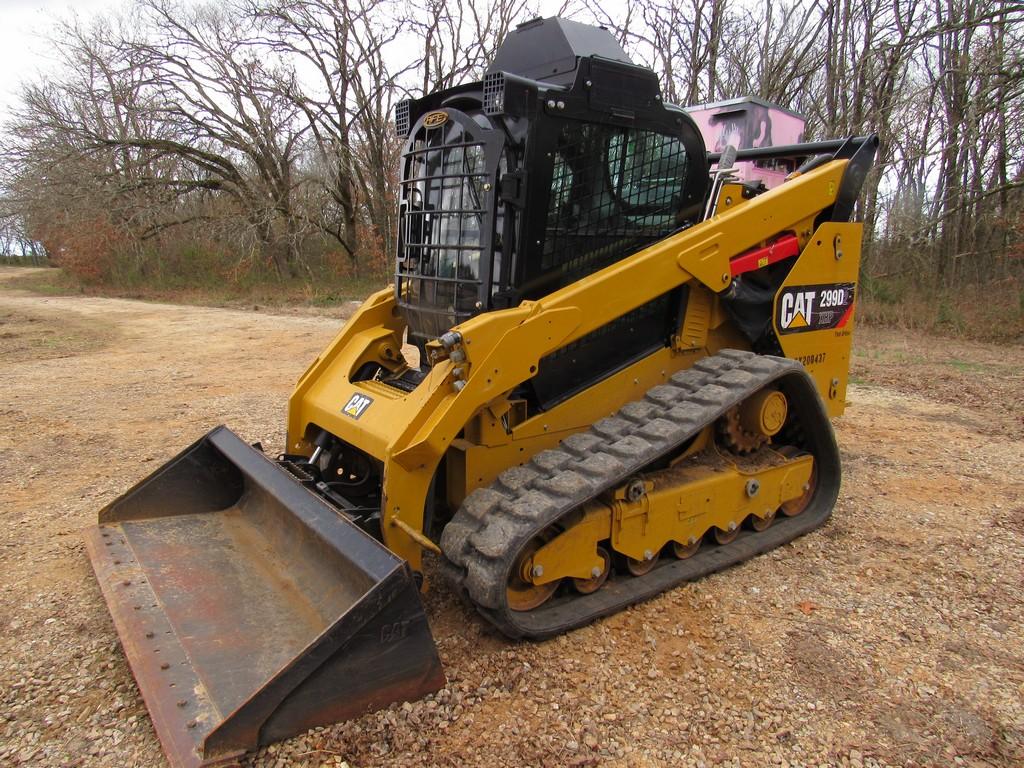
[85, 17, 877, 768]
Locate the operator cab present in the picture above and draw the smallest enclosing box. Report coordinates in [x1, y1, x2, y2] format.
[393, 17, 709, 405]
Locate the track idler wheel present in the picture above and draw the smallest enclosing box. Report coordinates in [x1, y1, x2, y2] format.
[713, 523, 740, 545]
[778, 447, 816, 517]
[626, 550, 660, 576]
[749, 508, 777, 531]
[572, 547, 611, 595]
[507, 537, 559, 611]
[673, 537, 702, 559]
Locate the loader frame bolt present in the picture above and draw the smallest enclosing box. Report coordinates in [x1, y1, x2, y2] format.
[745, 479, 760, 498]
[531, 564, 544, 578]
[626, 478, 646, 502]
[439, 331, 462, 350]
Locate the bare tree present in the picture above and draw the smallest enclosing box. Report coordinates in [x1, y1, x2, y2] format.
[249, 0, 411, 268]
[407, 0, 535, 94]
[124, 0, 319, 276]
[1, 0, 1020, 294]
[0, 11, 184, 277]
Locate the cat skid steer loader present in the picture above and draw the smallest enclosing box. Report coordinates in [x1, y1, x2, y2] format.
[85, 17, 877, 768]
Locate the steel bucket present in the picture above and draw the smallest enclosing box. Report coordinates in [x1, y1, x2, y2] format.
[84, 426, 444, 768]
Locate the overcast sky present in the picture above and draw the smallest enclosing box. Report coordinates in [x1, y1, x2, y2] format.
[0, 0, 627, 116]
[1, 0, 128, 112]
[0, 0, 590, 113]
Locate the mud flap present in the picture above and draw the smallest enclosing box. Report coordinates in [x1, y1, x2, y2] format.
[84, 426, 445, 768]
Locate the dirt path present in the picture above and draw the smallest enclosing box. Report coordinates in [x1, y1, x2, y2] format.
[1, 267, 1022, 768]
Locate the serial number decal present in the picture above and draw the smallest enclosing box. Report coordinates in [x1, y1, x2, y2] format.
[342, 392, 373, 419]
[795, 352, 827, 366]
[776, 282, 856, 335]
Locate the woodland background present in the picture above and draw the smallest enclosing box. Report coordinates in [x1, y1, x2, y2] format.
[1, 0, 1022, 338]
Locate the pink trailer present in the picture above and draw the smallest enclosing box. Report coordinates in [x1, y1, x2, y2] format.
[686, 97, 806, 189]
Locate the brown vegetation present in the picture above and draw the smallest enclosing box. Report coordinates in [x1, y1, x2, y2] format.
[0, 0, 1021, 329]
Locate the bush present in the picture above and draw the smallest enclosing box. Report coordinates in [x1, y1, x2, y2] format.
[858, 276, 1022, 342]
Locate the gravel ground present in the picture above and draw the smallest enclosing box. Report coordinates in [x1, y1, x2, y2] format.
[1, 267, 1021, 768]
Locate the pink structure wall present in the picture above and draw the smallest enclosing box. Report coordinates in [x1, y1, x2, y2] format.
[686, 98, 806, 189]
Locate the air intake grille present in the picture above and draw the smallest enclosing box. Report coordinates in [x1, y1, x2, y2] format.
[483, 72, 505, 115]
[395, 99, 411, 137]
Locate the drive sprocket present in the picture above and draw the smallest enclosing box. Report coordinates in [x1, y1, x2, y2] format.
[718, 405, 767, 453]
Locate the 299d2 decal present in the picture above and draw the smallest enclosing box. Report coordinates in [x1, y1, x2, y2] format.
[776, 282, 856, 334]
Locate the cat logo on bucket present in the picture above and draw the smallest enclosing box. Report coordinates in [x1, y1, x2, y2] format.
[776, 283, 856, 335]
[423, 111, 448, 128]
[342, 393, 373, 420]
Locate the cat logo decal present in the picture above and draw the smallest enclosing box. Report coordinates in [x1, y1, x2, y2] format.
[342, 393, 373, 420]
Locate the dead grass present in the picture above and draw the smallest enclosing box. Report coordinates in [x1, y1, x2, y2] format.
[858, 278, 1024, 343]
[0, 285, 1022, 768]
[849, 325, 1024, 435]
[0, 307, 118, 363]
[0, 267, 83, 297]
[7, 265, 1022, 345]
[0, 265, 388, 313]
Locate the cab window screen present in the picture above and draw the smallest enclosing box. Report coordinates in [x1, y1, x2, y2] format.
[396, 119, 487, 340]
[541, 123, 689, 280]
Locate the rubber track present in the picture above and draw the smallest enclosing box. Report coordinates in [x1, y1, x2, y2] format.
[440, 350, 841, 639]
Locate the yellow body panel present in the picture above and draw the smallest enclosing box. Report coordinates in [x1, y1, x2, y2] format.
[286, 160, 858, 574]
[773, 223, 862, 416]
[611, 455, 813, 561]
[529, 453, 814, 582]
